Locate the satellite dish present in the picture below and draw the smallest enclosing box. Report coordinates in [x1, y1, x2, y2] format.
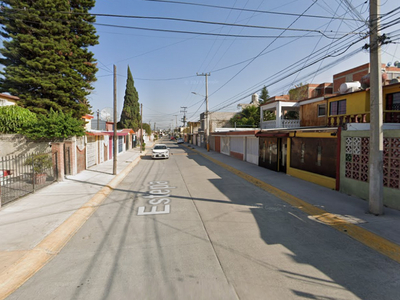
[100, 107, 113, 122]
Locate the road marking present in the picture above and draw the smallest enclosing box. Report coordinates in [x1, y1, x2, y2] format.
[186, 145, 400, 264]
[137, 181, 174, 215]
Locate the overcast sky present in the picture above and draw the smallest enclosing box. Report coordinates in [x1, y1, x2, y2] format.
[89, 0, 400, 130]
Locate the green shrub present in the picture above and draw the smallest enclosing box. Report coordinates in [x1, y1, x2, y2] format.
[0, 105, 37, 133]
[25, 153, 52, 173]
[22, 108, 86, 140]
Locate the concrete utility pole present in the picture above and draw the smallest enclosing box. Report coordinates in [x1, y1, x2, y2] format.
[97, 109, 100, 130]
[368, 0, 384, 215]
[173, 115, 178, 131]
[113, 65, 118, 175]
[140, 104, 143, 154]
[180, 107, 187, 127]
[197, 73, 210, 151]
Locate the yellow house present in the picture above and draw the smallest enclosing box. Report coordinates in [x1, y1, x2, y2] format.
[327, 89, 370, 126]
[326, 81, 400, 126]
[383, 82, 400, 123]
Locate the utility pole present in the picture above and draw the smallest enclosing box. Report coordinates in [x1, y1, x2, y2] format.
[173, 114, 178, 131]
[140, 104, 143, 154]
[180, 107, 187, 127]
[368, 0, 384, 215]
[97, 109, 100, 130]
[197, 73, 210, 151]
[113, 65, 117, 175]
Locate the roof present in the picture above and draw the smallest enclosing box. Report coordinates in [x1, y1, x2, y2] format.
[86, 131, 129, 136]
[212, 130, 258, 136]
[120, 128, 135, 134]
[82, 114, 94, 119]
[0, 93, 19, 101]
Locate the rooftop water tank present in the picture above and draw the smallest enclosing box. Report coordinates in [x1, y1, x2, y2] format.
[339, 82, 361, 94]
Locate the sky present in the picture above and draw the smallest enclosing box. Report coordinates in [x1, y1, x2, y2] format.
[88, 0, 400, 130]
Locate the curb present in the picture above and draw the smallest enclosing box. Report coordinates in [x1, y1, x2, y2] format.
[0, 155, 142, 300]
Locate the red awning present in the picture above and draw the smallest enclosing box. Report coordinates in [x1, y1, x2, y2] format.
[86, 131, 129, 136]
[255, 132, 289, 137]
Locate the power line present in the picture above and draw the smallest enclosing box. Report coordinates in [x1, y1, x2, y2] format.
[93, 22, 330, 39]
[207, 1, 319, 99]
[145, 0, 362, 22]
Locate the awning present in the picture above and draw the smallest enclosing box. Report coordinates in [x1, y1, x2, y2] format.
[86, 131, 129, 136]
[255, 132, 289, 137]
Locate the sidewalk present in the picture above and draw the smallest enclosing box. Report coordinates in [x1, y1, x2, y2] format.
[0, 146, 146, 275]
[186, 144, 400, 251]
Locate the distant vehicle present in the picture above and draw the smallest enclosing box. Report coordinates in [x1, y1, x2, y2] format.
[177, 138, 184, 144]
[152, 144, 170, 159]
[170, 136, 175, 140]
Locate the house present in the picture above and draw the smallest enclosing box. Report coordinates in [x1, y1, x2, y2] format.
[210, 129, 259, 165]
[0, 93, 19, 106]
[260, 83, 334, 130]
[197, 111, 237, 147]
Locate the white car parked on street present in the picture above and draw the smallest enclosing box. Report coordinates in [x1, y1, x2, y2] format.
[152, 144, 170, 159]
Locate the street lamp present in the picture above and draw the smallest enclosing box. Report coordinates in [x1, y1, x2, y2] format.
[191, 91, 209, 151]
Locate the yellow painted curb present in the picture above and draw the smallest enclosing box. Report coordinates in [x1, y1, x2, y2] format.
[187, 145, 400, 264]
[0, 156, 142, 300]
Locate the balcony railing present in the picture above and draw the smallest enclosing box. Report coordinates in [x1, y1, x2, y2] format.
[328, 110, 400, 126]
[261, 120, 276, 129]
[384, 111, 400, 123]
[327, 113, 368, 127]
[261, 119, 300, 129]
[282, 119, 300, 128]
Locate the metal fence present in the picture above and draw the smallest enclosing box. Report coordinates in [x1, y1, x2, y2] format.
[0, 152, 57, 206]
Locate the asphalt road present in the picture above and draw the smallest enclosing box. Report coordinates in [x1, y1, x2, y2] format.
[7, 139, 400, 300]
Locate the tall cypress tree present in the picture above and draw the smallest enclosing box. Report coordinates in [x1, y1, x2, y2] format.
[120, 66, 140, 130]
[0, 0, 98, 118]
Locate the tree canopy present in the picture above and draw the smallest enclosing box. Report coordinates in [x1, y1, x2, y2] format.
[119, 66, 140, 130]
[230, 105, 260, 128]
[0, 0, 99, 118]
[22, 108, 86, 140]
[0, 105, 37, 133]
[259, 86, 270, 104]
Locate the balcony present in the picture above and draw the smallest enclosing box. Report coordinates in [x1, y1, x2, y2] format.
[327, 113, 368, 126]
[261, 118, 300, 129]
[327, 110, 400, 127]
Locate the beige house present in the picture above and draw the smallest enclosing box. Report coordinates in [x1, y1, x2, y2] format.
[0, 93, 19, 106]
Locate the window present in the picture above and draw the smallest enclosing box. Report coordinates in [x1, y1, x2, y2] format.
[386, 92, 400, 110]
[318, 104, 326, 117]
[329, 100, 346, 116]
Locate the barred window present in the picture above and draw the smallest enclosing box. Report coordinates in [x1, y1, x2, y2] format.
[329, 100, 346, 115]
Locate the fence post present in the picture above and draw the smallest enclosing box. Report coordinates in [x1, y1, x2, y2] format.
[32, 153, 36, 192]
[51, 142, 65, 181]
[64, 138, 77, 175]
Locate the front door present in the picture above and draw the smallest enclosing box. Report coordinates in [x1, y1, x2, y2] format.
[258, 137, 278, 171]
[279, 138, 287, 173]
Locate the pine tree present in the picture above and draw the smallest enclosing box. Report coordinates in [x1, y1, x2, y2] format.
[119, 66, 140, 130]
[259, 86, 270, 104]
[0, 0, 98, 118]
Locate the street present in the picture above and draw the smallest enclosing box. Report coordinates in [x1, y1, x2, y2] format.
[7, 139, 400, 300]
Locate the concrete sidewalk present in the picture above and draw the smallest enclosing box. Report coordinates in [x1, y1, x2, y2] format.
[185, 143, 400, 258]
[0, 146, 147, 275]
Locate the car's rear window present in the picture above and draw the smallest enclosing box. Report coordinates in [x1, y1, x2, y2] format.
[154, 146, 167, 149]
